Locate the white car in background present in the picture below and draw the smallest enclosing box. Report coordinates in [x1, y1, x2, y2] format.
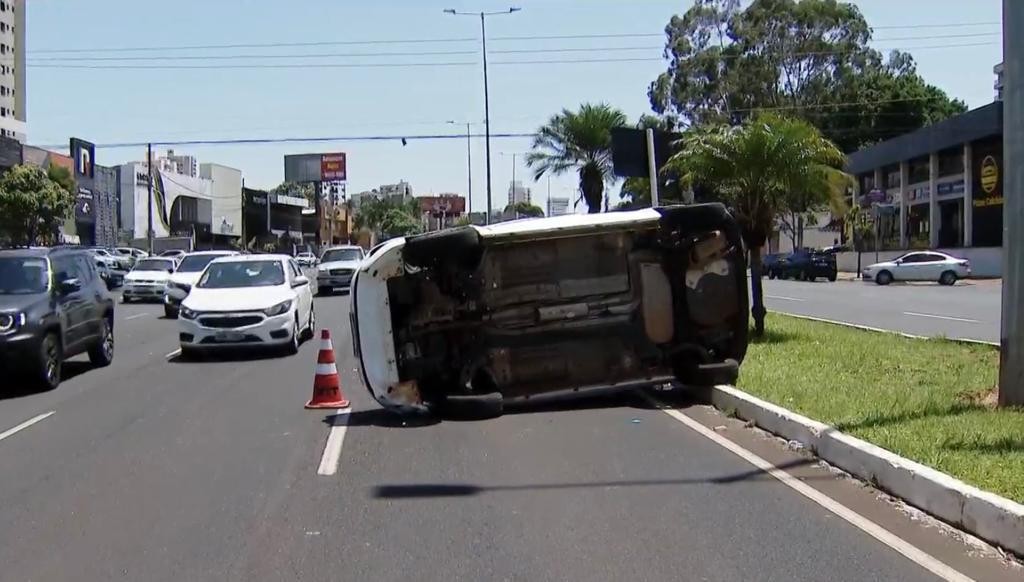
[121, 257, 177, 302]
[863, 251, 971, 286]
[295, 251, 317, 267]
[178, 255, 315, 357]
[163, 250, 238, 318]
[317, 245, 365, 294]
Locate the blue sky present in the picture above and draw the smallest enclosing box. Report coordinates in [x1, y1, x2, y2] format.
[25, 0, 1002, 214]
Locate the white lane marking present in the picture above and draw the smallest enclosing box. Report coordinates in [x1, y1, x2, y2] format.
[903, 312, 979, 324]
[0, 411, 55, 443]
[317, 410, 351, 476]
[165, 348, 181, 359]
[643, 394, 973, 582]
[125, 313, 149, 321]
[765, 295, 806, 302]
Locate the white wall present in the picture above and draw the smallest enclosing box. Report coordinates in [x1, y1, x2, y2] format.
[836, 247, 1003, 277]
[776, 212, 840, 253]
[200, 163, 243, 238]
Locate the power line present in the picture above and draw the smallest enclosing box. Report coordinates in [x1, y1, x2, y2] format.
[491, 32, 663, 41]
[27, 37, 478, 54]
[27, 61, 478, 70]
[489, 46, 662, 54]
[871, 32, 999, 42]
[870, 21, 999, 29]
[32, 132, 540, 150]
[24, 50, 479, 62]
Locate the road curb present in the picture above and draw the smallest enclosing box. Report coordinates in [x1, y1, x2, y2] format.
[771, 311, 1000, 347]
[709, 384, 1024, 557]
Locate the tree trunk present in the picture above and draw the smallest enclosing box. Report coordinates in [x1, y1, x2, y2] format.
[749, 246, 767, 337]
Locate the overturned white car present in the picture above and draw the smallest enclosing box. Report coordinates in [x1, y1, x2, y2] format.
[350, 204, 749, 415]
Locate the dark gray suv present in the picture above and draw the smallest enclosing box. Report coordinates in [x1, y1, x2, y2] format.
[0, 247, 115, 390]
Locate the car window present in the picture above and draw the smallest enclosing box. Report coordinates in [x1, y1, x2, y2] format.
[197, 260, 286, 288]
[899, 253, 924, 264]
[0, 256, 50, 294]
[134, 258, 175, 272]
[288, 260, 302, 279]
[321, 248, 363, 263]
[177, 254, 226, 273]
[52, 255, 83, 284]
[75, 255, 95, 283]
[924, 253, 948, 262]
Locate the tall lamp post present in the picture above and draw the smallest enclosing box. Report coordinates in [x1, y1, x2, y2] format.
[443, 7, 521, 225]
[447, 120, 473, 218]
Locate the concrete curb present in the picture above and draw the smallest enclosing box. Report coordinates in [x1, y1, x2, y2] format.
[772, 311, 1000, 347]
[709, 384, 1024, 557]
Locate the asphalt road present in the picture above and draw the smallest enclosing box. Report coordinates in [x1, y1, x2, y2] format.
[0, 293, 1017, 581]
[762, 278, 1002, 343]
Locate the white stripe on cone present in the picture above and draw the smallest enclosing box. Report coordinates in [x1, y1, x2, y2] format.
[316, 362, 339, 376]
[320, 338, 334, 352]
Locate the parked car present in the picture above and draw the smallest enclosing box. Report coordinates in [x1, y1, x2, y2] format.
[122, 257, 177, 303]
[94, 259, 124, 289]
[163, 250, 238, 318]
[90, 247, 122, 270]
[178, 255, 314, 357]
[761, 253, 782, 276]
[0, 247, 115, 390]
[862, 251, 970, 286]
[767, 249, 837, 281]
[350, 204, 749, 416]
[160, 249, 188, 262]
[317, 245, 365, 295]
[114, 247, 149, 268]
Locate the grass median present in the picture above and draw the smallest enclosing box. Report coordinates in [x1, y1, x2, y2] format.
[737, 313, 1024, 504]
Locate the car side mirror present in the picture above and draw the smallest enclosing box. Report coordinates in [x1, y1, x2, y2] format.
[894, 259, 903, 265]
[59, 278, 82, 294]
[292, 275, 310, 288]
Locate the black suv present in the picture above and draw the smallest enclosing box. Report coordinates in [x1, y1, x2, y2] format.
[0, 247, 115, 389]
[767, 249, 838, 281]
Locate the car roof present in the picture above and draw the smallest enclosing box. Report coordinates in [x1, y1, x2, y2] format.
[209, 253, 290, 264]
[0, 247, 50, 258]
[183, 250, 238, 257]
[322, 245, 363, 251]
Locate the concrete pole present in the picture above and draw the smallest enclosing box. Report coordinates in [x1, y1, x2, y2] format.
[899, 161, 909, 248]
[963, 142, 974, 247]
[999, 0, 1024, 407]
[928, 153, 939, 248]
[646, 128, 660, 207]
[146, 143, 154, 254]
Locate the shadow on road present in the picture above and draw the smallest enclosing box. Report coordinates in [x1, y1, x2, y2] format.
[370, 458, 819, 499]
[1, 360, 97, 401]
[321, 408, 441, 429]
[168, 348, 292, 364]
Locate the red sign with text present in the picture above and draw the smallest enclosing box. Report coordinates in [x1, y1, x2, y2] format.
[321, 153, 347, 181]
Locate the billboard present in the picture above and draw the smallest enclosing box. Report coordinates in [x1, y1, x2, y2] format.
[284, 152, 347, 183]
[70, 138, 95, 179]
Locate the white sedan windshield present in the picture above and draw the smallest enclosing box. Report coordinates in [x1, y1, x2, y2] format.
[198, 261, 285, 289]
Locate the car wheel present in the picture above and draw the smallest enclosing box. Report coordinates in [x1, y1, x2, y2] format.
[284, 319, 300, 355]
[828, 272, 837, 282]
[876, 270, 893, 286]
[318, 287, 331, 296]
[121, 295, 132, 304]
[303, 307, 316, 340]
[87, 317, 115, 367]
[939, 270, 958, 286]
[767, 269, 776, 280]
[163, 305, 178, 319]
[35, 332, 62, 390]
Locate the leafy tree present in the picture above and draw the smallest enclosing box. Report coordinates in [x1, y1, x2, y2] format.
[355, 195, 422, 240]
[47, 165, 76, 194]
[667, 114, 847, 336]
[504, 201, 544, 218]
[649, 0, 966, 152]
[526, 103, 627, 214]
[272, 181, 316, 205]
[0, 165, 76, 246]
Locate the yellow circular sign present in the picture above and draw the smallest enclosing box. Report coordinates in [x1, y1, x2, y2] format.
[980, 155, 999, 194]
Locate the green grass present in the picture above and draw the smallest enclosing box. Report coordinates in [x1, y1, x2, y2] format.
[739, 313, 1024, 504]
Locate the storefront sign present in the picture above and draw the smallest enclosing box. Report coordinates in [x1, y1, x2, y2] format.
[75, 186, 95, 222]
[936, 180, 965, 199]
[70, 138, 95, 179]
[980, 155, 999, 194]
[321, 153, 347, 181]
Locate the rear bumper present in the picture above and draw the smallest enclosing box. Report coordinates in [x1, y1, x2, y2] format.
[317, 273, 353, 288]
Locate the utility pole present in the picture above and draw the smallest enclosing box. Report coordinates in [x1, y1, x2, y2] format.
[448, 120, 473, 217]
[444, 7, 521, 225]
[1000, 0, 1024, 406]
[146, 143, 154, 254]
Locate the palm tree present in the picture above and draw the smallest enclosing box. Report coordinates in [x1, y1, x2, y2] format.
[526, 103, 627, 213]
[667, 113, 847, 337]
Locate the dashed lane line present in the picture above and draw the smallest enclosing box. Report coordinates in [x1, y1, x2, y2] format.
[0, 411, 56, 444]
[317, 410, 351, 476]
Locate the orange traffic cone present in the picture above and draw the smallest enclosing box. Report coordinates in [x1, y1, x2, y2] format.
[305, 329, 351, 409]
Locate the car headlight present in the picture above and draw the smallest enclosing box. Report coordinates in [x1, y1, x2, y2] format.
[0, 312, 25, 333]
[168, 281, 192, 292]
[263, 299, 293, 317]
[180, 307, 200, 320]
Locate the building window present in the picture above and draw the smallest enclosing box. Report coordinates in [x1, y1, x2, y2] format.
[938, 148, 964, 177]
[908, 157, 929, 184]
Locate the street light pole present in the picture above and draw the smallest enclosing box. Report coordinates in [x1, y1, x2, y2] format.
[1000, 0, 1024, 406]
[146, 143, 154, 254]
[444, 7, 521, 225]
[448, 120, 473, 218]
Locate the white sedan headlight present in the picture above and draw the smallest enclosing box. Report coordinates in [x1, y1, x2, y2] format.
[263, 299, 293, 317]
[180, 306, 200, 320]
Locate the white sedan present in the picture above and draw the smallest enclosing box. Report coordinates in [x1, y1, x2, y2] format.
[863, 251, 971, 286]
[122, 257, 177, 302]
[178, 255, 315, 356]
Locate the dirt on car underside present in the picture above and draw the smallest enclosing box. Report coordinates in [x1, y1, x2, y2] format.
[387, 204, 749, 406]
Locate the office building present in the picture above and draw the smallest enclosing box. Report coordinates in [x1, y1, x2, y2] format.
[508, 180, 531, 206]
[547, 196, 570, 217]
[164, 149, 198, 178]
[0, 0, 25, 142]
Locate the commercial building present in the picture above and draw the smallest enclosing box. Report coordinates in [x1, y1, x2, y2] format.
[242, 188, 309, 246]
[843, 101, 1004, 276]
[419, 194, 466, 230]
[0, 0, 25, 142]
[546, 196, 570, 217]
[163, 149, 198, 178]
[507, 180, 531, 206]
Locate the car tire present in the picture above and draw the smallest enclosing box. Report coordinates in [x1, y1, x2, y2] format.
[87, 317, 115, 367]
[939, 270, 958, 286]
[35, 332, 62, 390]
[767, 270, 776, 280]
[876, 270, 893, 286]
[284, 319, 300, 355]
[121, 295, 132, 304]
[318, 287, 331, 296]
[179, 346, 200, 361]
[828, 272, 837, 282]
[303, 307, 316, 340]
[164, 305, 178, 319]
